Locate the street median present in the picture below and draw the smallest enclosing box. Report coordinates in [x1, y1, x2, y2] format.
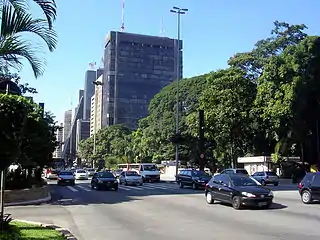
[4, 185, 51, 206]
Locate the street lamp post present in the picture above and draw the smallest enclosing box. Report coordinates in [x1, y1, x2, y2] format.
[170, 6, 188, 181]
[92, 80, 103, 169]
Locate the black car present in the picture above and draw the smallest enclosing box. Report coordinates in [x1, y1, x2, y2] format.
[91, 171, 118, 191]
[205, 173, 273, 209]
[298, 172, 320, 204]
[177, 169, 211, 189]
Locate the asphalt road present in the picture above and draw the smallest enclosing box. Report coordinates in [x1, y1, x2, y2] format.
[6, 179, 320, 240]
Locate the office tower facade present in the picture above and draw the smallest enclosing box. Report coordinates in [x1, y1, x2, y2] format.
[83, 69, 104, 121]
[78, 89, 84, 103]
[63, 110, 72, 146]
[102, 31, 182, 129]
[90, 75, 103, 136]
[62, 97, 84, 163]
[53, 123, 63, 158]
[76, 119, 90, 152]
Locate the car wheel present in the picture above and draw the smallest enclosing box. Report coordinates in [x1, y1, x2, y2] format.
[114, 187, 118, 191]
[91, 184, 94, 189]
[301, 190, 312, 204]
[125, 180, 128, 186]
[274, 182, 279, 186]
[139, 182, 143, 186]
[71, 181, 75, 186]
[179, 181, 184, 188]
[57, 181, 61, 186]
[232, 196, 242, 210]
[206, 191, 214, 204]
[192, 182, 197, 190]
[261, 180, 266, 186]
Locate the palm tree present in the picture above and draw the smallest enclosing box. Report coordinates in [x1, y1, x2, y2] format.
[0, 0, 57, 78]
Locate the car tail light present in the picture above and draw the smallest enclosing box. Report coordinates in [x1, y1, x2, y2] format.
[298, 182, 303, 189]
[58, 177, 62, 180]
[205, 183, 209, 187]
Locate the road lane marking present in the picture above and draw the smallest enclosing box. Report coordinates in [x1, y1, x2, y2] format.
[77, 185, 91, 192]
[66, 186, 78, 192]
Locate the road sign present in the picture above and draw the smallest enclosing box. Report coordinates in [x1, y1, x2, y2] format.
[200, 154, 205, 159]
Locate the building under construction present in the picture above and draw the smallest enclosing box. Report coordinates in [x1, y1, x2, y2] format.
[102, 31, 182, 129]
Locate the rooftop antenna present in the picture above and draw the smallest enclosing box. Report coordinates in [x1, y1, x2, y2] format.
[89, 62, 96, 70]
[121, 0, 125, 32]
[160, 16, 165, 37]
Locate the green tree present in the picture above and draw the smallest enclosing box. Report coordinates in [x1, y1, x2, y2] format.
[0, 0, 57, 77]
[0, 94, 35, 170]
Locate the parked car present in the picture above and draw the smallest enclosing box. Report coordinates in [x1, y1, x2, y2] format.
[220, 168, 249, 175]
[298, 172, 320, 204]
[75, 169, 88, 180]
[45, 169, 59, 179]
[91, 171, 118, 191]
[205, 173, 273, 209]
[177, 169, 211, 189]
[119, 171, 143, 186]
[86, 168, 95, 177]
[57, 171, 75, 185]
[251, 171, 279, 186]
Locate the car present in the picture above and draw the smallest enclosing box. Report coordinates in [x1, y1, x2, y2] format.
[91, 171, 118, 191]
[45, 169, 59, 179]
[298, 172, 320, 204]
[177, 169, 211, 189]
[75, 169, 88, 180]
[252, 171, 279, 186]
[119, 171, 143, 186]
[86, 168, 95, 177]
[113, 169, 123, 178]
[220, 168, 249, 175]
[57, 171, 75, 185]
[205, 173, 273, 209]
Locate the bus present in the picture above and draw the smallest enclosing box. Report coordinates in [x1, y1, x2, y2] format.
[117, 163, 160, 182]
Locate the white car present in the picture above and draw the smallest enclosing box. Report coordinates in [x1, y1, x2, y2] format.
[75, 169, 88, 180]
[86, 168, 95, 177]
[57, 171, 75, 185]
[119, 171, 143, 186]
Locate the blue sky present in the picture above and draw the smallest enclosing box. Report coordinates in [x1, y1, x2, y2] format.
[20, 0, 319, 123]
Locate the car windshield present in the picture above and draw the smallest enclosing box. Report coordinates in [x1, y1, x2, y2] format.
[193, 171, 209, 177]
[87, 169, 94, 171]
[230, 175, 259, 186]
[77, 170, 86, 173]
[59, 172, 73, 175]
[143, 165, 157, 171]
[98, 172, 114, 178]
[126, 171, 139, 176]
[266, 172, 277, 176]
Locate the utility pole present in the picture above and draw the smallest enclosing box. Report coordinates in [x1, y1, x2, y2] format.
[170, 6, 188, 180]
[92, 79, 103, 169]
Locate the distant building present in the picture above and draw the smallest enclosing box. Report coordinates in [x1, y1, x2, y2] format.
[78, 89, 84, 103]
[83, 69, 104, 120]
[62, 110, 72, 148]
[76, 119, 90, 152]
[102, 31, 182, 129]
[53, 123, 63, 158]
[90, 75, 103, 136]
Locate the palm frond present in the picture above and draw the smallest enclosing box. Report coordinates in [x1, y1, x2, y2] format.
[8, 0, 57, 29]
[1, 4, 57, 51]
[0, 35, 45, 78]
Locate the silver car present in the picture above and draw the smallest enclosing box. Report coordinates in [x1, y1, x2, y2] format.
[119, 171, 143, 186]
[252, 171, 279, 186]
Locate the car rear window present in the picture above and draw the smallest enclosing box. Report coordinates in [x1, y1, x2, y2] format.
[51, 170, 57, 174]
[77, 170, 86, 173]
[236, 169, 248, 175]
[98, 172, 114, 178]
[266, 172, 277, 176]
[59, 172, 73, 175]
[126, 171, 139, 176]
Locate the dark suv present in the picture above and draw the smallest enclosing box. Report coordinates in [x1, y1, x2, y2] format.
[298, 172, 320, 204]
[177, 169, 211, 189]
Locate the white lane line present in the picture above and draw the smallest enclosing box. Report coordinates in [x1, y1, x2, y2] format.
[77, 185, 91, 192]
[118, 186, 130, 191]
[123, 185, 144, 191]
[66, 186, 78, 192]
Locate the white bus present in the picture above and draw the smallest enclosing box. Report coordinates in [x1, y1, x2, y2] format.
[117, 163, 160, 182]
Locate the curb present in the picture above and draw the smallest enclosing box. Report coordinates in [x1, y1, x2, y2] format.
[13, 219, 77, 240]
[5, 193, 52, 207]
[160, 180, 177, 184]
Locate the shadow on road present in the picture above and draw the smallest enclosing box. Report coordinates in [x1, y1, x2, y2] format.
[215, 202, 287, 210]
[46, 182, 205, 207]
[265, 184, 298, 192]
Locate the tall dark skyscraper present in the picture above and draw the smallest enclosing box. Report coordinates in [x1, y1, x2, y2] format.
[78, 89, 84, 103]
[83, 69, 104, 120]
[102, 31, 182, 129]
